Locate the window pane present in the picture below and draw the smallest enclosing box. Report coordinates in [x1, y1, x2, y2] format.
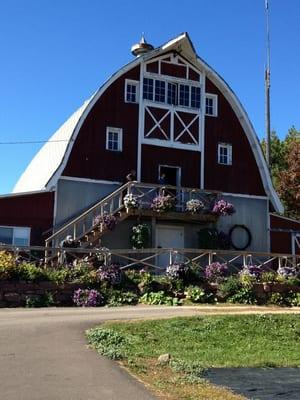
[143, 78, 154, 100]
[167, 82, 177, 105]
[155, 80, 165, 102]
[191, 86, 201, 108]
[126, 84, 137, 103]
[179, 84, 190, 107]
[0, 227, 13, 244]
[14, 228, 30, 246]
[206, 97, 214, 115]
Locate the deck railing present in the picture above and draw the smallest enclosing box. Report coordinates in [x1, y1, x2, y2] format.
[1, 245, 299, 272]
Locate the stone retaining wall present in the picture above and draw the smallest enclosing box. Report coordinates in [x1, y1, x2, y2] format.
[0, 281, 87, 307]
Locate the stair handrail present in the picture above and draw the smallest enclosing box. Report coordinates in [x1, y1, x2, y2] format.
[45, 182, 131, 245]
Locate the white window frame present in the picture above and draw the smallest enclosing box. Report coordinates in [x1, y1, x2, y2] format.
[205, 93, 218, 117]
[218, 143, 232, 165]
[125, 79, 139, 104]
[0, 225, 31, 246]
[106, 127, 123, 152]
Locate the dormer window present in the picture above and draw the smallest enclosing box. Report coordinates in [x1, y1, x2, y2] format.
[205, 94, 218, 116]
[125, 80, 139, 103]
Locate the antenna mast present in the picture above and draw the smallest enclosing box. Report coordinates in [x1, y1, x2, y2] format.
[265, 0, 271, 169]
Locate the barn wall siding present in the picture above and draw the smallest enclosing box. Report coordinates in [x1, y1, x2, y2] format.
[0, 192, 54, 245]
[62, 66, 140, 182]
[204, 78, 266, 196]
[270, 215, 300, 255]
[216, 196, 269, 252]
[54, 179, 119, 227]
[141, 144, 201, 187]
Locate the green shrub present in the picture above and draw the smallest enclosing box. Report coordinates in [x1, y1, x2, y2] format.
[19, 263, 48, 281]
[106, 290, 139, 306]
[289, 292, 300, 306]
[218, 275, 242, 300]
[25, 292, 55, 307]
[269, 292, 287, 306]
[261, 271, 278, 283]
[0, 251, 17, 280]
[86, 327, 128, 359]
[227, 286, 257, 304]
[140, 291, 181, 306]
[185, 286, 215, 304]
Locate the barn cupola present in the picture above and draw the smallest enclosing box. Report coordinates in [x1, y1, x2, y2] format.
[131, 34, 154, 57]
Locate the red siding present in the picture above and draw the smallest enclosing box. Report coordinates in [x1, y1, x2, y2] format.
[0, 192, 54, 245]
[204, 78, 266, 196]
[141, 144, 201, 188]
[270, 214, 300, 255]
[63, 66, 140, 182]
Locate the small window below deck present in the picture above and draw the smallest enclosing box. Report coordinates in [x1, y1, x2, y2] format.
[218, 143, 232, 165]
[106, 127, 123, 152]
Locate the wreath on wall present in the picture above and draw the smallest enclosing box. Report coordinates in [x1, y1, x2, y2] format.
[229, 224, 252, 250]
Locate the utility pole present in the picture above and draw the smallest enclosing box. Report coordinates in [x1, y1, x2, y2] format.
[265, 0, 271, 169]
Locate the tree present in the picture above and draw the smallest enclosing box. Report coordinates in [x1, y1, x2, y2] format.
[277, 140, 300, 219]
[261, 127, 300, 219]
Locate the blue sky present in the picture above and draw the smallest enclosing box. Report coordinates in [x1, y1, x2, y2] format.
[0, 0, 299, 194]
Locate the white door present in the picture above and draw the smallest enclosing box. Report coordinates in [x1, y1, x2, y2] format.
[156, 225, 184, 267]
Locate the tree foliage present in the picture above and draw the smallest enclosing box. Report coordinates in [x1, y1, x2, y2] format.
[261, 127, 300, 219]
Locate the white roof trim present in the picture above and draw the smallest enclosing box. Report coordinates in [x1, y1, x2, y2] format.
[13, 32, 283, 213]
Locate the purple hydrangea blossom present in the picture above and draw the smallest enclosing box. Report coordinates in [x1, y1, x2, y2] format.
[205, 262, 228, 283]
[73, 288, 104, 307]
[239, 265, 264, 280]
[93, 212, 117, 230]
[97, 264, 122, 286]
[151, 195, 175, 213]
[212, 199, 235, 216]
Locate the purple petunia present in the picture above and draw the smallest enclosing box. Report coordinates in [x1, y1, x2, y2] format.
[205, 262, 228, 283]
[212, 199, 235, 216]
[73, 288, 104, 307]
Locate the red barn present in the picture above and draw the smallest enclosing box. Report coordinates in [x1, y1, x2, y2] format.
[0, 33, 299, 254]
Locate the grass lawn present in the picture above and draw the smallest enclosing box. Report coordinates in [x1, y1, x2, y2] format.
[87, 314, 300, 400]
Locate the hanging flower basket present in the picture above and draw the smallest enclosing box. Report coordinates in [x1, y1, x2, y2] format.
[212, 199, 235, 216]
[151, 194, 175, 213]
[123, 193, 140, 211]
[186, 199, 204, 214]
[93, 212, 117, 230]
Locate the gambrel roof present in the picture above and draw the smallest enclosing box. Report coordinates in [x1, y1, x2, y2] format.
[13, 33, 283, 213]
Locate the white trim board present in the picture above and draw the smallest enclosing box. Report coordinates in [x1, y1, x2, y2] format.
[222, 192, 268, 200]
[270, 213, 300, 224]
[59, 176, 121, 185]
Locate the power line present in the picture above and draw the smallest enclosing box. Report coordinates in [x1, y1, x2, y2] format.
[0, 139, 72, 145]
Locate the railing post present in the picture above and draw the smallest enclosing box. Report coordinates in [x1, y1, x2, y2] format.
[169, 249, 173, 266]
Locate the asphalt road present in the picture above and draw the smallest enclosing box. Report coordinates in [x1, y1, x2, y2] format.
[0, 306, 299, 400]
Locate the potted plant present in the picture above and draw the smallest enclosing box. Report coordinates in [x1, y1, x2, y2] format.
[123, 193, 139, 211]
[151, 194, 175, 213]
[185, 199, 204, 214]
[212, 199, 235, 216]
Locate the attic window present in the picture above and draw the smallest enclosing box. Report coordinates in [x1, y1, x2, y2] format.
[218, 143, 232, 165]
[125, 79, 139, 103]
[205, 94, 218, 116]
[0, 226, 30, 246]
[106, 127, 123, 152]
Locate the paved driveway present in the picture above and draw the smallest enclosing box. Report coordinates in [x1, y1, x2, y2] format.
[0, 306, 299, 400]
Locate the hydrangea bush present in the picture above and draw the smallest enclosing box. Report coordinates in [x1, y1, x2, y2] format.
[97, 264, 122, 286]
[185, 199, 204, 214]
[205, 262, 228, 283]
[151, 194, 175, 213]
[166, 263, 188, 280]
[212, 199, 235, 216]
[73, 288, 104, 307]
